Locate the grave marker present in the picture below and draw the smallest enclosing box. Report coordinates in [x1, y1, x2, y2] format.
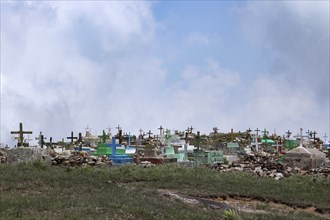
[11, 123, 32, 147]
[147, 130, 153, 139]
[110, 137, 121, 156]
[98, 130, 109, 144]
[67, 131, 77, 143]
[323, 133, 328, 143]
[35, 132, 46, 148]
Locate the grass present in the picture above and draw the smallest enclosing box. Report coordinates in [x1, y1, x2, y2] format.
[1, 162, 329, 219]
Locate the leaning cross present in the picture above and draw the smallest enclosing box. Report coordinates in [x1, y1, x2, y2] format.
[67, 131, 77, 143]
[11, 122, 33, 147]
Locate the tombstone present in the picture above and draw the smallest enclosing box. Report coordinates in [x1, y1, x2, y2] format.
[284, 145, 326, 170]
[109, 137, 134, 165]
[11, 123, 33, 147]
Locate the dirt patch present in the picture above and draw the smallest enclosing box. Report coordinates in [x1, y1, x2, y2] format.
[159, 189, 329, 218]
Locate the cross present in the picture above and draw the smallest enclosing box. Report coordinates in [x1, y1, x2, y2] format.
[109, 137, 121, 156]
[196, 131, 201, 151]
[311, 131, 317, 143]
[139, 128, 143, 136]
[147, 130, 153, 139]
[185, 132, 189, 144]
[35, 132, 47, 148]
[116, 125, 121, 132]
[158, 125, 163, 135]
[323, 133, 328, 143]
[185, 127, 190, 133]
[246, 128, 252, 133]
[67, 131, 77, 143]
[254, 128, 260, 136]
[85, 125, 91, 132]
[262, 128, 269, 138]
[299, 128, 303, 145]
[230, 128, 234, 142]
[190, 126, 194, 134]
[77, 133, 83, 143]
[11, 123, 33, 147]
[213, 127, 219, 133]
[98, 130, 108, 144]
[24, 135, 33, 146]
[106, 125, 112, 135]
[166, 129, 171, 146]
[128, 132, 132, 146]
[286, 130, 292, 138]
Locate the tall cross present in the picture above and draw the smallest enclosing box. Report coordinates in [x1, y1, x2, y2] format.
[35, 132, 47, 148]
[67, 131, 77, 143]
[11, 123, 33, 147]
[323, 133, 328, 143]
[98, 130, 108, 144]
[254, 128, 260, 136]
[109, 137, 121, 156]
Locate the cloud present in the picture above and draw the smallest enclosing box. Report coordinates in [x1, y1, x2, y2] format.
[233, 1, 329, 134]
[186, 32, 210, 45]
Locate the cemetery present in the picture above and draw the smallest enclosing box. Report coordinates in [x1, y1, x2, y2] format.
[1, 123, 330, 219]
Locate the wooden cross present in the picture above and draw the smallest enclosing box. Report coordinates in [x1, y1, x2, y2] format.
[67, 131, 77, 143]
[35, 132, 47, 148]
[147, 130, 153, 139]
[98, 130, 108, 144]
[11, 123, 33, 147]
[254, 128, 260, 136]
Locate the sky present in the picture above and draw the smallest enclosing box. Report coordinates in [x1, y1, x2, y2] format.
[1, 1, 329, 146]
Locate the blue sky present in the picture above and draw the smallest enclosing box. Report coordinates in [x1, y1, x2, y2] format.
[1, 1, 329, 145]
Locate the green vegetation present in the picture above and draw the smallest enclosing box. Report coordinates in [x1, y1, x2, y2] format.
[1, 162, 329, 219]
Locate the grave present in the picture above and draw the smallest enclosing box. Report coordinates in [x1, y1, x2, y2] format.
[108, 137, 134, 165]
[284, 145, 326, 170]
[11, 123, 33, 147]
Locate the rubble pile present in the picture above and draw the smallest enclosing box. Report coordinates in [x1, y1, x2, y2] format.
[51, 152, 112, 166]
[210, 154, 330, 179]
